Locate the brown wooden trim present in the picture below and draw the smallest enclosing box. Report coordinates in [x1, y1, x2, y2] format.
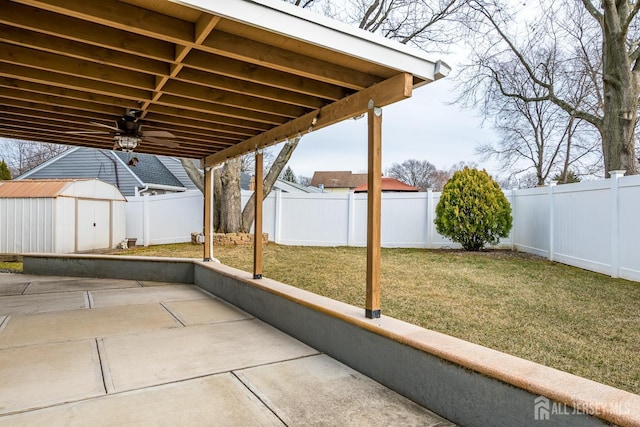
[203, 162, 212, 261]
[366, 104, 382, 319]
[253, 151, 264, 279]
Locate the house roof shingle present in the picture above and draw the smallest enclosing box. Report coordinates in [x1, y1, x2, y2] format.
[113, 152, 184, 189]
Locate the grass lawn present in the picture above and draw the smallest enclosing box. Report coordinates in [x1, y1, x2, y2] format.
[5, 244, 639, 394]
[0, 261, 22, 272]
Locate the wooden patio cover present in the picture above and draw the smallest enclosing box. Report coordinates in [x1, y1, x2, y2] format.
[0, 0, 449, 318]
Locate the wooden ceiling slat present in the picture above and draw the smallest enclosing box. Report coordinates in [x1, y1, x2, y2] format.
[13, 0, 378, 90]
[143, 105, 273, 132]
[0, 0, 175, 62]
[0, 91, 128, 117]
[159, 80, 308, 118]
[0, 42, 156, 90]
[2, 105, 247, 147]
[0, 63, 152, 102]
[14, 0, 194, 45]
[0, 78, 140, 111]
[141, 112, 264, 137]
[155, 94, 289, 125]
[200, 31, 380, 90]
[173, 68, 327, 109]
[181, 50, 347, 101]
[0, 26, 169, 77]
[0, 106, 239, 145]
[0, 127, 217, 158]
[0, 107, 118, 128]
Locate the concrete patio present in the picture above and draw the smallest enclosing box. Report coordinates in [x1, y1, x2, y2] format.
[0, 272, 454, 426]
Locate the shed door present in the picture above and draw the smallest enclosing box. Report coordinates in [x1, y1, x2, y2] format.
[77, 199, 110, 251]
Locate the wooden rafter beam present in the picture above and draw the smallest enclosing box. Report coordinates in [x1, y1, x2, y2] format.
[0, 42, 155, 90]
[0, 25, 169, 76]
[200, 31, 379, 90]
[0, 78, 140, 111]
[0, 97, 259, 141]
[180, 51, 347, 100]
[206, 73, 413, 165]
[0, 0, 175, 62]
[173, 68, 328, 109]
[10, 0, 379, 89]
[0, 63, 152, 102]
[0, 43, 306, 120]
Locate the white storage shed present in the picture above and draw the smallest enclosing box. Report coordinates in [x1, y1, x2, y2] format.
[0, 179, 126, 254]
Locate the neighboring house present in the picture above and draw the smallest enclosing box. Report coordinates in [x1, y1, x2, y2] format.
[353, 177, 421, 193]
[310, 171, 368, 193]
[16, 147, 198, 197]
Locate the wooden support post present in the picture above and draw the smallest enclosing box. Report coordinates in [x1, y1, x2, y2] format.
[203, 161, 213, 261]
[253, 151, 264, 279]
[366, 102, 382, 319]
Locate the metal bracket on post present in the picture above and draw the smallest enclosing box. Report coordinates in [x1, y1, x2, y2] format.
[365, 309, 381, 319]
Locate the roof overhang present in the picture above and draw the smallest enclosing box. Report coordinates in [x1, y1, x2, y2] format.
[0, 0, 450, 164]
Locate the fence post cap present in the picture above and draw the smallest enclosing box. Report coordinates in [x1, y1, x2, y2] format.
[609, 170, 626, 178]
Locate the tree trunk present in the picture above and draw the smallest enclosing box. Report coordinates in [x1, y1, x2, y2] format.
[179, 158, 204, 193]
[241, 137, 300, 232]
[561, 117, 574, 183]
[219, 158, 242, 233]
[600, 3, 639, 175]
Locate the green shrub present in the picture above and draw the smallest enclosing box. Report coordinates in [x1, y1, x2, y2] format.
[0, 160, 11, 180]
[435, 167, 512, 251]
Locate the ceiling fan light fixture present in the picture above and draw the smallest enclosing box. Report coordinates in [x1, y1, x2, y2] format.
[115, 135, 140, 152]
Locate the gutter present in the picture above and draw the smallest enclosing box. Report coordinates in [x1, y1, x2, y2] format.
[134, 184, 187, 196]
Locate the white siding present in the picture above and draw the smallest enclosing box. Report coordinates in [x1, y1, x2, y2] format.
[0, 198, 55, 253]
[55, 197, 76, 253]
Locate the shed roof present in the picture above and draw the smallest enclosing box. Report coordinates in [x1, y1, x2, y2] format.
[0, 179, 125, 200]
[353, 177, 421, 193]
[0, 0, 449, 163]
[0, 179, 74, 198]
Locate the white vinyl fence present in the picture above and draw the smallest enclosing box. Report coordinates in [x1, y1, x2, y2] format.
[125, 190, 203, 246]
[125, 173, 640, 282]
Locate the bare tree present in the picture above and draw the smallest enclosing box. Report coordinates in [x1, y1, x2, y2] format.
[459, 0, 640, 175]
[298, 175, 312, 186]
[429, 169, 451, 191]
[304, 0, 470, 49]
[0, 139, 68, 177]
[387, 159, 453, 190]
[477, 84, 601, 186]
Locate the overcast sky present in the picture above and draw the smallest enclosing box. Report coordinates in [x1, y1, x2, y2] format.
[283, 60, 501, 181]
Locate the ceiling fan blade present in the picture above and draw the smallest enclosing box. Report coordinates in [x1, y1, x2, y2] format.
[142, 130, 175, 138]
[90, 121, 120, 131]
[144, 136, 180, 148]
[65, 130, 111, 135]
